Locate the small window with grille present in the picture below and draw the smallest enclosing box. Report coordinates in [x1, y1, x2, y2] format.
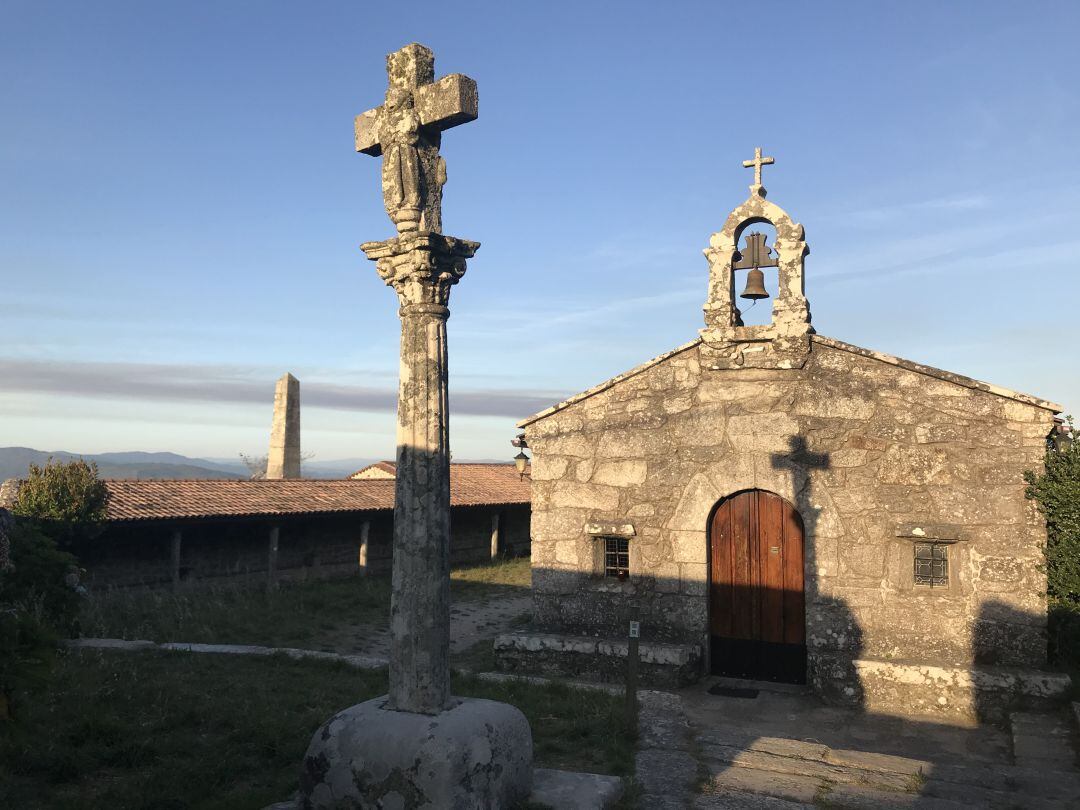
[914, 542, 948, 587]
[604, 537, 630, 580]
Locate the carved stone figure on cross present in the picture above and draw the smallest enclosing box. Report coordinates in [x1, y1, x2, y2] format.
[355, 43, 476, 235]
[379, 87, 424, 228]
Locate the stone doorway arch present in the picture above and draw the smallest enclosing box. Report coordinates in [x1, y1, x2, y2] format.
[708, 489, 806, 684]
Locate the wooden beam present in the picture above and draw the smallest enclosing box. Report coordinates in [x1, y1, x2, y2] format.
[490, 512, 501, 560]
[170, 528, 182, 590]
[267, 525, 280, 591]
[359, 520, 370, 575]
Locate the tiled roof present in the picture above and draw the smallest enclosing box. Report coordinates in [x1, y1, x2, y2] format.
[104, 463, 530, 523]
[105, 479, 397, 522]
[351, 462, 531, 506]
[350, 461, 397, 480]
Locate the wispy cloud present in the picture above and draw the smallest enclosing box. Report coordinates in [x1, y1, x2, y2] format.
[0, 358, 567, 419]
[823, 193, 992, 227]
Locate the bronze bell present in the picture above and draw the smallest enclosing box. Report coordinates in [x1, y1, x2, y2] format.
[740, 268, 769, 300]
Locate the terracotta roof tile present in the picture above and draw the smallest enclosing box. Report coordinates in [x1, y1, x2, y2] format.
[350, 462, 532, 508]
[105, 463, 530, 522]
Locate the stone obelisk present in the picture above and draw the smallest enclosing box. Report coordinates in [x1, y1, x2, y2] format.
[266, 373, 300, 479]
[300, 44, 532, 808]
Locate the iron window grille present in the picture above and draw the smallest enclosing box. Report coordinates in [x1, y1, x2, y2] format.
[604, 537, 630, 580]
[914, 542, 948, 587]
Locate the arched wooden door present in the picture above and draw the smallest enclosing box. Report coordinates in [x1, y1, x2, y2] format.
[709, 489, 806, 683]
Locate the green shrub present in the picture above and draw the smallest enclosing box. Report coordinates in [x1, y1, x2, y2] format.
[12, 458, 109, 547]
[1, 460, 98, 722]
[1025, 417, 1080, 604]
[1025, 416, 1080, 666]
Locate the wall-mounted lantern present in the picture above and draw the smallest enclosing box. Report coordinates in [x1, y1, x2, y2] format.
[512, 434, 530, 479]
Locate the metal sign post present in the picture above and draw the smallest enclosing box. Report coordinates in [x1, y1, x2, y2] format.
[626, 615, 640, 731]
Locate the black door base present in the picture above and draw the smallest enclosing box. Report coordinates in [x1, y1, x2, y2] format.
[710, 636, 807, 685]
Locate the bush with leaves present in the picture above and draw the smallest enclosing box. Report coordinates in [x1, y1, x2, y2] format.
[1, 458, 104, 722]
[11, 458, 109, 546]
[1025, 416, 1080, 667]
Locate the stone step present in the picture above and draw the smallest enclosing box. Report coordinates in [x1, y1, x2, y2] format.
[702, 765, 824, 804]
[920, 776, 1074, 810]
[700, 743, 917, 792]
[922, 760, 1080, 802]
[694, 787, 814, 808]
[822, 782, 981, 809]
[1011, 710, 1078, 770]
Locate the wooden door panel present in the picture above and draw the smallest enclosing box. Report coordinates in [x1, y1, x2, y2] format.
[758, 491, 786, 644]
[730, 493, 753, 640]
[782, 499, 806, 645]
[710, 500, 734, 638]
[709, 489, 806, 683]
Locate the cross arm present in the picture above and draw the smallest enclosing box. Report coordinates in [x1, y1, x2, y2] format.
[355, 73, 478, 156]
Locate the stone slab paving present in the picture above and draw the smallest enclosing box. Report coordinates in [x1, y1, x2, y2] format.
[653, 678, 1080, 809]
[67, 637, 389, 669]
[635, 689, 699, 809]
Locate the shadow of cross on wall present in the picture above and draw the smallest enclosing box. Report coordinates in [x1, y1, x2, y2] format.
[768, 435, 867, 704]
[769, 436, 831, 604]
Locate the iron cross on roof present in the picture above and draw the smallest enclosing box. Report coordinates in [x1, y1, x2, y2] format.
[742, 146, 775, 188]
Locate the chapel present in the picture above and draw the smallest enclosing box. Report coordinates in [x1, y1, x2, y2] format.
[495, 150, 1068, 719]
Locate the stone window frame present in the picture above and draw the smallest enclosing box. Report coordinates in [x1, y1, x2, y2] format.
[894, 524, 966, 596]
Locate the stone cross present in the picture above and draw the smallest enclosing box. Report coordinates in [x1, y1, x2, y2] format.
[355, 43, 478, 235]
[743, 146, 775, 188]
[266, 373, 300, 479]
[358, 44, 479, 716]
[300, 46, 529, 809]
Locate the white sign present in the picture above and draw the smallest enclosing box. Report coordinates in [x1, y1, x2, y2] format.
[629, 621, 640, 638]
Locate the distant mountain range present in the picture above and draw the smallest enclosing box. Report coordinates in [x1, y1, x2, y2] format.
[0, 447, 376, 481]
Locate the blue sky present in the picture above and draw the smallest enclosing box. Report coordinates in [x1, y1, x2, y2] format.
[1, 1, 1077, 463]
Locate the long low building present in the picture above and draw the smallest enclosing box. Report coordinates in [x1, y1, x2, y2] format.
[78, 463, 530, 589]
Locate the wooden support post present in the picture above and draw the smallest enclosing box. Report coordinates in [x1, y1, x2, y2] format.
[626, 611, 640, 732]
[267, 525, 280, 591]
[170, 528, 182, 590]
[490, 512, 501, 560]
[358, 520, 370, 575]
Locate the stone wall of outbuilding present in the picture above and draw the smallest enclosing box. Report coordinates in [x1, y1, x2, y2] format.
[522, 335, 1056, 706]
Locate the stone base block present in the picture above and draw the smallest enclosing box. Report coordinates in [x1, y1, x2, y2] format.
[299, 695, 532, 809]
[494, 631, 702, 688]
[529, 768, 623, 809]
[810, 653, 1072, 722]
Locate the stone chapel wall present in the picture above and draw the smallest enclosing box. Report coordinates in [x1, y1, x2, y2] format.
[524, 337, 1055, 694]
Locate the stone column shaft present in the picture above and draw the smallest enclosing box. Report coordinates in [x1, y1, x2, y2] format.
[390, 300, 452, 713]
[362, 231, 477, 716]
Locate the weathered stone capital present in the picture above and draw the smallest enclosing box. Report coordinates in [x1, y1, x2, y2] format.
[361, 231, 479, 308]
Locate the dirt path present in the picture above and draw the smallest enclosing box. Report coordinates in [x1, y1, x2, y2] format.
[315, 592, 533, 659]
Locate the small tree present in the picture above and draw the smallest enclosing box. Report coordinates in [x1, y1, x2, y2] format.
[239, 450, 316, 479]
[11, 458, 109, 546]
[239, 453, 268, 480]
[1025, 416, 1080, 666]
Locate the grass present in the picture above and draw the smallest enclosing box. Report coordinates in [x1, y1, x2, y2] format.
[79, 556, 531, 648]
[1, 647, 633, 809]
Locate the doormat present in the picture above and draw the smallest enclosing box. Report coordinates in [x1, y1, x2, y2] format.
[708, 684, 759, 699]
